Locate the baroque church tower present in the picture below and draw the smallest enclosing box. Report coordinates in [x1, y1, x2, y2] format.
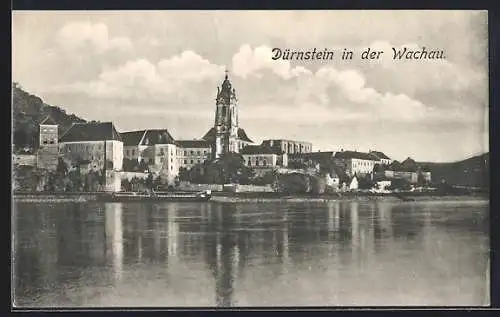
[213, 69, 239, 159]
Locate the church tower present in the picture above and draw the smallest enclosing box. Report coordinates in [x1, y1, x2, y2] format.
[213, 69, 239, 159]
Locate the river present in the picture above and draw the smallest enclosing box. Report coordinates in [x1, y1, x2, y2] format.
[12, 199, 489, 307]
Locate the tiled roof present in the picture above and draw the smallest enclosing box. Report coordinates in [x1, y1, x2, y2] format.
[334, 151, 380, 161]
[370, 150, 391, 160]
[289, 151, 334, 160]
[202, 127, 254, 143]
[176, 140, 211, 148]
[39, 116, 57, 126]
[59, 122, 122, 143]
[241, 145, 282, 155]
[140, 129, 175, 146]
[121, 130, 147, 146]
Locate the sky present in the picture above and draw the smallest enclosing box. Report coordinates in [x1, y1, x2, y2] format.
[12, 10, 489, 162]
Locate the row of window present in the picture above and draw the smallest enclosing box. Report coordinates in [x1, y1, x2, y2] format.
[179, 150, 210, 156]
[42, 139, 56, 145]
[352, 160, 374, 168]
[246, 160, 268, 167]
[125, 149, 210, 157]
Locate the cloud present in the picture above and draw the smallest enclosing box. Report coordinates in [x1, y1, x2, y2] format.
[56, 21, 133, 53]
[51, 51, 224, 101]
[232, 45, 312, 79]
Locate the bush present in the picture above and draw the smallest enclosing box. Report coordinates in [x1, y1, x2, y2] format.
[277, 173, 310, 194]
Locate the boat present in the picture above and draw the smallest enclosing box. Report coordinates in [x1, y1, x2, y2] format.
[98, 190, 212, 202]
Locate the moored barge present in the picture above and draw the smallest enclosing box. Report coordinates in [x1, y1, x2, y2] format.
[98, 190, 212, 202]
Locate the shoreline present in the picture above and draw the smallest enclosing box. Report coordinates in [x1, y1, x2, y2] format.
[13, 192, 489, 204]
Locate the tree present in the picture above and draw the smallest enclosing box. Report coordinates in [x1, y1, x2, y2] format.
[56, 157, 68, 176]
[277, 173, 310, 194]
[358, 175, 374, 190]
[388, 178, 411, 191]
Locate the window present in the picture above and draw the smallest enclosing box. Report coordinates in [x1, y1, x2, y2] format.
[190, 150, 194, 155]
[184, 160, 187, 164]
[197, 160, 201, 164]
[248, 160, 251, 166]
[256, 160, 260, 166]
[204, 150, 207, 155]
[126, 150, 129, 156]
[197, 151, 201, 155]
[171, 158, 173, 163]
[160, 148, 165, 155]
[190, 160, 194, 164]
[43, 140, 48, 144]
[184, 151, 188, 156]
[170, 166, 173, 170]
[132, 149, 135, 156]
[263, 160, 267, 167]
[49, 140, 55, 144]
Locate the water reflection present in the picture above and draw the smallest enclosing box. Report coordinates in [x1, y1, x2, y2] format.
[13, 199, 489, 307]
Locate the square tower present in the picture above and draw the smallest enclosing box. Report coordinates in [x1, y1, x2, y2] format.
[37, 116, 59, 171]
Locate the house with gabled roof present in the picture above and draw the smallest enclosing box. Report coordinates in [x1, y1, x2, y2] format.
[120, 128, 180, 183]
[59, 122, 124, 172]
[334, 150, 380, 177]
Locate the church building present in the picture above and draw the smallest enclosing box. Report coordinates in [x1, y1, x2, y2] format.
[204, 70, 254, 160]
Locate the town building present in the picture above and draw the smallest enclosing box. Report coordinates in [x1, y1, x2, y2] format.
[121, 129, 178, 183]
[373, 157, 432, 184]
[59, 122, 124, 172]
[37, 116, 59, 171]
[369, 150, 393, 165]
[207, 70, 254, 159]
[59, 122, 123, 191]
[261, 139, 312, 155]
[175, 140, 212, 169]
[333, 150, 380, 177]
[241, 145, 288, 175]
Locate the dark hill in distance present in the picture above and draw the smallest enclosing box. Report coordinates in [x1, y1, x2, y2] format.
[419, 153, 489, 188]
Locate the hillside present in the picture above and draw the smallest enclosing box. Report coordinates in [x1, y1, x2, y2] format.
[420, 153, 489, 188]
[12, 83, 87, 152]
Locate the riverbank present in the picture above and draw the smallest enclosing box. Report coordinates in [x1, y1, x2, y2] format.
[210, 193, 488, 203]
[13, 191, 488, 204]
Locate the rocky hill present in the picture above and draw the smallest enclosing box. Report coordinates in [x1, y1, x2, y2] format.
[12, 83, 87, 152]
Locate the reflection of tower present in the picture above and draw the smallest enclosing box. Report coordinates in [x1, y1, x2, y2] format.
[105, 203, 123, 281]
[203, 203, 236, 307]
[327, 201, 340, 254]
[213, 69, 239, 159]
[350, 202, 360, 263]
[167, 203, 179, 258]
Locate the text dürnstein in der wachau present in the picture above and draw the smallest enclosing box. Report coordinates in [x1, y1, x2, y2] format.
[271, 46, 445, 61]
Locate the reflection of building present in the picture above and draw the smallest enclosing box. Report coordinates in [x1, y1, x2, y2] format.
[105, 203, 124, 281]
[261, 139, 312, 155]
